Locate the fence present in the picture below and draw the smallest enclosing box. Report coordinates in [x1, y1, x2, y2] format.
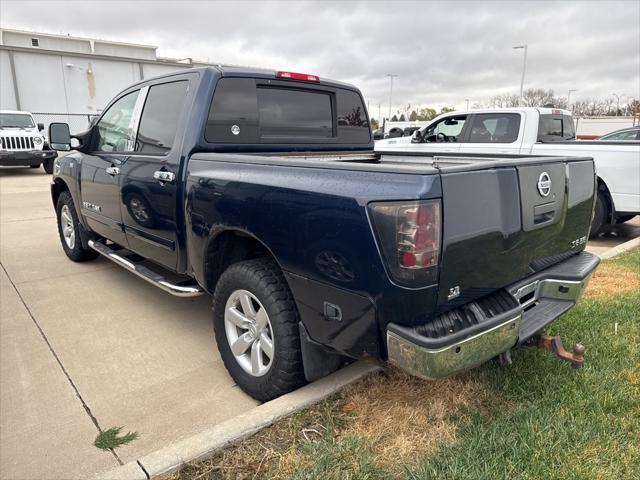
[31, 113, 99, 134]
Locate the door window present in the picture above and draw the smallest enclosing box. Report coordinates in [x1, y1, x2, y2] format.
[95, 91, 139, 152]
[467, 113, 521, 143]
[136, 81, 189, 154]
[423, 115, 467, 142]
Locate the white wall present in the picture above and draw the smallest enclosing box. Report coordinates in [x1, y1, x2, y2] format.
[13, 52, 68, 112]
[0, 50, 17, 109]
[142, 63, 191, 79]
[3, 30, 91, 54]
[60, 56, 141, 112]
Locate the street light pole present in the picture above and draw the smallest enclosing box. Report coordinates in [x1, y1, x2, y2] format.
[567, 89, 577, 110]
[386, 74, 398, 120]
[512, 44, 528, 106]
[465, 98, 470, 110]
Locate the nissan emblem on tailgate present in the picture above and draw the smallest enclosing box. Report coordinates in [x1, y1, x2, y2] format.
[537, 171, 551, 197]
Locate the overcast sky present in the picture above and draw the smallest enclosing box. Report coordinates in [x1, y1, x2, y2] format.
[1, 0, 638, 116]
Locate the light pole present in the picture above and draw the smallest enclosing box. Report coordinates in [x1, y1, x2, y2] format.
[512, 44, 528, 106]
[567, 89, 577, 110]
[386, 74, 398, 120]
[465, 98, 470, 110]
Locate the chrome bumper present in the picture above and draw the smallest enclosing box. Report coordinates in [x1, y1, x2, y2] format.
[387, 314, 521, 380]
[386, 251, 598, 380]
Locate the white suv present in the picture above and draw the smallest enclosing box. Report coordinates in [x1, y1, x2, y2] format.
[0, 110, 57, 173]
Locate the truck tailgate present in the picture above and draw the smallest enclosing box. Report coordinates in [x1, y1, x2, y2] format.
[436, 158, 595, 309]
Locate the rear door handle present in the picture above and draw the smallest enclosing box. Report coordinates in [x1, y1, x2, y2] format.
[153, 170, 175, 183]
[106, 166, 120, 176]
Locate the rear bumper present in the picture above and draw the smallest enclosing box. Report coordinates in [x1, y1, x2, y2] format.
[0, 150, 56, 166]
[386, 251, 599, 379]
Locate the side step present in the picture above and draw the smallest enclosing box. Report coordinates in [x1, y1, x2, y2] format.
[88, 240, 205, 297]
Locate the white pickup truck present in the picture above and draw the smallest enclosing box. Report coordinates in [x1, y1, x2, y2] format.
[0, 110, 57, 173]
[376, 107, 640, 235]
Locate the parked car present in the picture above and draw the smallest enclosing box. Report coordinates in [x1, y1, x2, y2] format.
[0, 110, 57, 173]
[598, 126, 639, 141]
[376, 107, 640, 235]
[48, 68, 598, 401]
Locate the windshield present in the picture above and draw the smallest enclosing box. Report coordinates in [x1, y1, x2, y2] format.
[0, 113, 35, 128]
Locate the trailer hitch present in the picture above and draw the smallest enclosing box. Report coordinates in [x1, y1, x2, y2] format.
[538, 334, 585, 369]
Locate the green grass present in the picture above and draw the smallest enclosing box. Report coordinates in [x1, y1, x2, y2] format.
[94, 426, 139, 450]
[173, 249, 640, 480]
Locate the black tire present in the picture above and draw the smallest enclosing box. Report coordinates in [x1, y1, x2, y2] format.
[589, 191, 608, 237]
[56, 191, 99, 262]
[43, 159, 54, 174]
[212, 258, 306, 401]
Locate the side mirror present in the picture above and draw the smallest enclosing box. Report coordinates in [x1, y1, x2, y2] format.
[411, 130, 422, 143]
[49, 123, 72, 151]
[37, 122, 45, 132]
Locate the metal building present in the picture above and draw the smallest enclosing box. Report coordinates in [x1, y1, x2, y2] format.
[0, 28, 215, 131]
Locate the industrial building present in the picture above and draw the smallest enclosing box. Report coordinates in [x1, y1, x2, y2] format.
[0, 28, 223, 131]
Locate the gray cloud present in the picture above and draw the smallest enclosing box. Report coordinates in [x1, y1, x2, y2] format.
[1, 0, 638, 115]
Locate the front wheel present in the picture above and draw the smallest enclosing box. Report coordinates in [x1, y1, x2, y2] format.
[212, 258, 305, 401]
[56, 191, 99, 262]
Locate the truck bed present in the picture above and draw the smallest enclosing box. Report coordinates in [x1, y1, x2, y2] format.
[190, 150, 593, 174]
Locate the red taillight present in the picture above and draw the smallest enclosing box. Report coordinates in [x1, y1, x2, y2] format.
[276, 71, 320, 83]
[397, 203, 440, 269]
[368, 200, 442, 286]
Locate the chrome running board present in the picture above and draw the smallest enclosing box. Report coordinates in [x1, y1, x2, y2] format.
[88, 240, 204, 297]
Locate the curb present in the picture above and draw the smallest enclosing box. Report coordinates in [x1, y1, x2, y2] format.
[97, 360, 382, 480]
[598, 236, 640, 260]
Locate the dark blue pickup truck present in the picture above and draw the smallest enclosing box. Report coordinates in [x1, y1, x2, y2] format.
[48, 67, 599, 401]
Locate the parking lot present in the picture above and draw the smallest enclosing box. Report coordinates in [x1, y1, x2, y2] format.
[0, 166, 638, 480]
[0, 168, 258, 479]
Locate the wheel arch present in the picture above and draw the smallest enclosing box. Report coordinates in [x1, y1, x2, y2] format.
[203, 228, 283, 294]
[51, 177, 70, 207]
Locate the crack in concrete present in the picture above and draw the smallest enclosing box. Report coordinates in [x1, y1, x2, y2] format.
[0, 262, 124, 467]
[137, 460, 151, 479]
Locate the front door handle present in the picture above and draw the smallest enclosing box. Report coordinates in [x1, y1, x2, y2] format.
[153, 170, 175, 183]
[106, 166, 120, 176]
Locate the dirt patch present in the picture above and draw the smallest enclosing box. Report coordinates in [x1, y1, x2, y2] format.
[584, 262, 640, 299]
[170, 368, 488, 479]
[339, 368, 487, 466]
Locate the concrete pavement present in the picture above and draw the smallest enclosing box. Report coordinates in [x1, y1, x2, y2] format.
[1, 167, 257, 479]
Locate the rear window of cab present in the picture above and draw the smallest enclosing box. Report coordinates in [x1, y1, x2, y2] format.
[205, 77, 370, 144]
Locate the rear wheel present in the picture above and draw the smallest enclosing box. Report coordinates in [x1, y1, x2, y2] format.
[212, 258, 305, 401]
[589, 191, 608, 237]
[56, 191, 99, 262]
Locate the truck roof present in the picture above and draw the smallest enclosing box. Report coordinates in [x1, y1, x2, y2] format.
[0, 110, 34, 115]
[444, 107, 572, 117]
[127, 66, 360, 92]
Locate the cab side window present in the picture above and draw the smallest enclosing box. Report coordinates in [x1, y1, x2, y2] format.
[136, 81, 189, 154]
[423, 115, 467, 142]
[537, 114, 575, 142]
[467, 113, 521, 143]
[95, 91, 140, 152]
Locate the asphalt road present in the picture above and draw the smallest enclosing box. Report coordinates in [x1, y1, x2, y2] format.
[0, 166, 637, 479]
